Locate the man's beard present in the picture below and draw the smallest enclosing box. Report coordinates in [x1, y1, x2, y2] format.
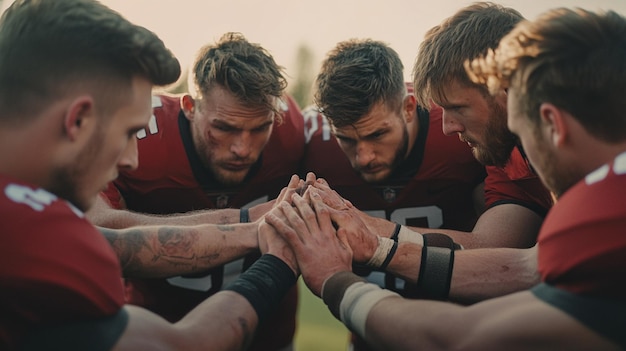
[49, 128, 105, 212]
[355, 125, 409, 183]
[472, 100, 517, 167]
[531, 139, 579, 199]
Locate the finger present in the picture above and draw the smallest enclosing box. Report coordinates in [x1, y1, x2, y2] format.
[305, 172, 317, 187]
[316, 177, 330, 187]
[266, 211, 303, 245]
[309, 188, 335, 236]
[336, 228, 354, 256]
[325, 206, 352, 227]
[278, 200, 313, 242]
[287, 174, 300, 189]
[290, 193, 320, 235]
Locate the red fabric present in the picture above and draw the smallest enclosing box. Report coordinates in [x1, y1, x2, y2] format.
[484, 147, 554, 214]
[303, 102, 486, 231]
[102, 93, 305, 350]
[0, 176, 124, 349]
[538, 153, 626, 299]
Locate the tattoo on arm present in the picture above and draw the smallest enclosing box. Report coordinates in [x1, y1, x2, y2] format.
[99, 226, 224, 277]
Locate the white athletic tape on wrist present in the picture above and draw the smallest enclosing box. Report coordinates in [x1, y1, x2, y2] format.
[339, 282, 399, 337]
[397, 225, 424, 246]
[365, 236, 395, 268]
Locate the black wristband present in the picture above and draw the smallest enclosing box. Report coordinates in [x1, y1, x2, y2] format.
[389, 223, 402, 242]
[405, 233, 456, 300]
[224, 254, 296, 322]
[240, 208, 250, 223]
[322, 271, 367, 320]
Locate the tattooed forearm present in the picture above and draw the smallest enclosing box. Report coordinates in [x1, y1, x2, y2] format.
[99, 225, 228, 278]
[99, 226, 152, 273]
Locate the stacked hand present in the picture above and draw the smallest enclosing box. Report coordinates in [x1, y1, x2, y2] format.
[266, 187, 353, 297]
[260, 173, 401, 294]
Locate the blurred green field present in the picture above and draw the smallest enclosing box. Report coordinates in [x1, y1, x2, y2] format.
[294, 278, 350, 351]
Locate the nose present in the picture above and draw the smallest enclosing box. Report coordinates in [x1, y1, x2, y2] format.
[118, 137, 139, 171]
[230, 132, 252, 159]
[441, 110, 464, 136]
[355, 141, 375, 167]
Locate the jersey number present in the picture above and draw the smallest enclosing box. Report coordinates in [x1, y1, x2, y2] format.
[136, 96, 162, 139]
[364, 205, 443, 228]
[5, 184, 58, 212]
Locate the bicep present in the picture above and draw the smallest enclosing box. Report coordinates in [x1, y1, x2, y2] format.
[470, 203, 543, 248]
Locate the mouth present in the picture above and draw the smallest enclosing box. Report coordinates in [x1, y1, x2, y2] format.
[359, 165, 385, 175]
[459, 135, 476, 148]
[222, 163, 252, 171]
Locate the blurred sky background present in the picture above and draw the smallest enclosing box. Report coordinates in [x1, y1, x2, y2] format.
[3, 0, 626, 94]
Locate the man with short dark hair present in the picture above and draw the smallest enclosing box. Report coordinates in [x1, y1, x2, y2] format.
[268, 7, 626, 350]
[0, 1, 297, 350]
[88, 32, 305, 351]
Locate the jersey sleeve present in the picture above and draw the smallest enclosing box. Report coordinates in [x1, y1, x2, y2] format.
[483, 148, 553, 217]
[537, 158, 626, 299]
[0, 182, 125, 348]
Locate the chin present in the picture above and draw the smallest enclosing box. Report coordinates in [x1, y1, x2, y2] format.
[215, 171, 248, 186]
[360, 171, 390, 184]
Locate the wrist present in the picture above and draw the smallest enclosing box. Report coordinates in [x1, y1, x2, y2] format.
[390, 224, 423, 246]
[224, 254, 297, 322]
[365, 236, 397, 271]
[321, 271, 366, 319]
[322, 272, 399, 337]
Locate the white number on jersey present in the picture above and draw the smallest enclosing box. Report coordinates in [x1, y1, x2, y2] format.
[5, 184, 57, 212]
[364, 205, 443, 228]
[303, 106, 332, 143]
[136, 96, 162, 139]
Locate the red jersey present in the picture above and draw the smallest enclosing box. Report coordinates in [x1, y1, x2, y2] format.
[484, 147, 554, 217]
[538, 151, 626, 299]
[102, 93, 304, 351]
[304, 102, 486, 351]
[303, 104, 485, 289]
[303, 104, 485, 231]
[0, 175, 125, 349]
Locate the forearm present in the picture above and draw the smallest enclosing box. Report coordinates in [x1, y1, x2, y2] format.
[322, 271, 464, 351]
[449, 246, 539, 303]
[365, 297, 464, 351]
[384, 243, 538, 303]
[99, 222, 258, 278]
[118, 254, 297, 351]
[118, 294, 257, 351]
[90, 207, 242, 228]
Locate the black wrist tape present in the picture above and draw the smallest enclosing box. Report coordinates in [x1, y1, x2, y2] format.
[240, 208, 250, 223]
[224, 254, 296, 322]
[405, 233, 457, 300]
[379, 241, 398, 271]
[389, 223, 402, 242]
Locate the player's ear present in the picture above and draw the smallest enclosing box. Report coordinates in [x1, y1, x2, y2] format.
[539, 102, 567, 147]
[180, 94, 196, 121]
[403, 94, 417, 124]
[64, 95, 95, 141]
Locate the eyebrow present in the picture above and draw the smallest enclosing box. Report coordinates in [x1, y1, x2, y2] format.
[212, 119, 273, 130]
[334, 126, 389, 140]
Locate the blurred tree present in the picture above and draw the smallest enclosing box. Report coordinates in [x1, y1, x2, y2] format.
[164, 68, 190, 95]
[289, 43, 315, 109]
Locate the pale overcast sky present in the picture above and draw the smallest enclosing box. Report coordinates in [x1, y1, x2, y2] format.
[3, 0, 626, 84]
